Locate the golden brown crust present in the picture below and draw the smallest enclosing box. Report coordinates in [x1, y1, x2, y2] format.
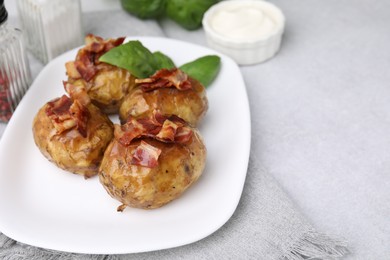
[98, 129, 206, 209]
[33, 102, 114, 178]
[66, 35, 136, 114]
[119, 78, 208, 126]
[69, 68, 136, 114]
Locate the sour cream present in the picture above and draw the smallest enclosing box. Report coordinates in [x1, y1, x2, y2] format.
[203, 0, 285, 65]
[210, 6, 276, 41]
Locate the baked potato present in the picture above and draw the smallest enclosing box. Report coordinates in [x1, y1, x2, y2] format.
[119, 68, 208, 126]
[32, 83, 114, 178]
[99, 113, 206, 210]
[66, 34, 136, 114]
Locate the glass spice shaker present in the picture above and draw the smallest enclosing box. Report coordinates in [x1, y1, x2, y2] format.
[16, 0, 83, 64]
[0, 0, 32, 123]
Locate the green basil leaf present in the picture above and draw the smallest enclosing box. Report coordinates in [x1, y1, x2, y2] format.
[99, 41, 158, 78]
[179, 55, 221, 87]
[153, 51, 176, 70]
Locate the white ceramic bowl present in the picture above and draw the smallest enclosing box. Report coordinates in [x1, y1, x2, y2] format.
[202, 0, 285, 65]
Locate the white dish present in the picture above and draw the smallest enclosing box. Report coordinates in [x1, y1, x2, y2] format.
[0, 37, 251, 254]
[203, 0, 285, 65]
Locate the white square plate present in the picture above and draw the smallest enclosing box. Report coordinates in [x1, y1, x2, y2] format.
[0, 37, 251, 254]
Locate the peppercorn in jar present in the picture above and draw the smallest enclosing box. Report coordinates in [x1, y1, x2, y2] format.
[0, 0, 31, 122]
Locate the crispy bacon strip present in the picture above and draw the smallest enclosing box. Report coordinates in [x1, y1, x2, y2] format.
[64, 82, 91, 106]
[84, 34, 105, 53]
[114, 123, 144, 147]
[46, 95, 72, 116]
[74, 51, 97, 82]
[115, 117, 157, 147]
[156, 120, 178, 142]
[131, 141, 162, 168]
[46, 96, 75, 134]
[114, 112, 193, 168]
[175, 126, 193, 143]
[84, 34, 125, 53]
[65, 61, 81, 79]
[116, 112, 192, 146]
[69, 100, 89, 137]
[135, 68, 192, 92]
[66, 34, 126, 82]
[45, 84, 90, 137]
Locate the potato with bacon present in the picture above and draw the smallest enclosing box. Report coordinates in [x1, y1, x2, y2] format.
[32, 83, 114, 178]
[99, 112, 206, 210]
[66, 34, 135, 114]
[119, 68, 208, 126]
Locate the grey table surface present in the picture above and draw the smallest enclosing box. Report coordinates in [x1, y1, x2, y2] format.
[1, 0, 390, 259]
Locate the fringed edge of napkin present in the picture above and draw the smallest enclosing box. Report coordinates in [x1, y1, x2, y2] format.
[0, 234, 16, 248]
[282, 229, 350, 260]
[0, 233, 108, 260]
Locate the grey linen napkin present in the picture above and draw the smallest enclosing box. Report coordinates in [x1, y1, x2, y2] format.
[0, 156, 349, 260]
[0, 10, 349, 260]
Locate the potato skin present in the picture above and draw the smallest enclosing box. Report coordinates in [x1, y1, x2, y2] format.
[99, 130, 206, 209]
[119, 78, 208, 126]
[32, 103, 114, 178]
[69, 67, 136, 114]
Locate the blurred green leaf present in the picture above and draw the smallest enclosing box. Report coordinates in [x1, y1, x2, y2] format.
[121, 0, 166, 19]
[166, 0, 218, 30]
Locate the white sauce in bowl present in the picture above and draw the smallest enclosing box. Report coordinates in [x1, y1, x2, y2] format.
[210, 6, 276, 41]
[202, 0, 285, 65]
